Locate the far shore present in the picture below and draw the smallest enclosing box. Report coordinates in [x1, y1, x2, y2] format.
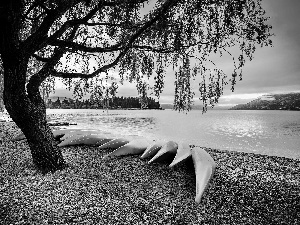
[0, 121, 299, 224]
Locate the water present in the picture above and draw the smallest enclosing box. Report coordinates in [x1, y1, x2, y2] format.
[46, 109, 300, 159]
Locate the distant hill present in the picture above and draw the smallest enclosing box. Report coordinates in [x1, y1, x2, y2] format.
[160, 103, 227, 110]
[160, 103, 205, 110]
[229, 93, 300, 111]
[160, 104, 174, 110]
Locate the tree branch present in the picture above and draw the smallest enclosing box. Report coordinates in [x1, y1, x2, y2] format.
[102, 0, 149, 7]
[132, 45, 174, 53]
[27, 24, 80, 92]
[42, 2, 104, 50]
[79, 21, 145, 30]
[51, 0, 180, 79]
[50, 39, 124, 53]
[22, 3, 71, 54]
[23, 0, 94, 54]
[33, 53, 51, 62]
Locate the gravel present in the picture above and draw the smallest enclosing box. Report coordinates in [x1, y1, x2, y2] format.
[1, 122, 299, 224]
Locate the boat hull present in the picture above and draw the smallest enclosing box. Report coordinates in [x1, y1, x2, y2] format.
[191, 147, 216, 203]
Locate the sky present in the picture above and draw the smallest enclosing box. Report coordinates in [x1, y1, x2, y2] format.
[52, 0, 300, 108]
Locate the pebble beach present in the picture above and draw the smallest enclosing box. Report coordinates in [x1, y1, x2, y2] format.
[0, 121, 299, 224]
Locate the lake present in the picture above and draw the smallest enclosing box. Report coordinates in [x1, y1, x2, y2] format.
[46, 109, 300, 159]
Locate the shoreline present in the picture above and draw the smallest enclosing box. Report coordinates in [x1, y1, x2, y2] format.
[1, 122, 299, 224]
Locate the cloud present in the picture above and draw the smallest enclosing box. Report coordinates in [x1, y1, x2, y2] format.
[50, 87, 73, 98]
[116, 81, 138, 97]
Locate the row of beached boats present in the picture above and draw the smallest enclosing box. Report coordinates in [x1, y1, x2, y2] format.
[13, 128, 216, 203]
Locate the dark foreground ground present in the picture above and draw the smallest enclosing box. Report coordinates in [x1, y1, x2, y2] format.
[0, 122, 299, 224]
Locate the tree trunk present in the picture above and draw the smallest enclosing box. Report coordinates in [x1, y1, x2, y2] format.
[3, 58, 66, 174]
[0, 1, 65, 173]
[0, 71, 4, 112]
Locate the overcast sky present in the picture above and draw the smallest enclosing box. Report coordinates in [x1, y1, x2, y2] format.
[53, 0, 300, 107]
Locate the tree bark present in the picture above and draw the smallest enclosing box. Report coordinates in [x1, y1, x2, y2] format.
[0, 71, 3, 112]
[3, 56, 66, 174]
[0, 1, 66, 173]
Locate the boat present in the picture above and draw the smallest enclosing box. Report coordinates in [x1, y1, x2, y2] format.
[103, 139, 152, 158]
[169, 142, 192, 167]
[140, 140, 166, 159]
[58, 133, 114, 147]
[191, 147, 216, 203]
[148, 141, 178, 164]
[98, 138, 130, 151]
[59, 129, 101, 141]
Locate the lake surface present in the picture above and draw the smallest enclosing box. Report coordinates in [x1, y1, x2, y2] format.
[46, 109, 300, 159]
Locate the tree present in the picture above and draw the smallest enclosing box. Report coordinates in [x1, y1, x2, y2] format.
[53, 97, 62, 108]
[90, 81, 118, 109]
[0, 0, 272, 173]
[0, 61, 3, 112]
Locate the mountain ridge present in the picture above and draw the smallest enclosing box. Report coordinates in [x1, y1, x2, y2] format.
[229, 92, 300, 111]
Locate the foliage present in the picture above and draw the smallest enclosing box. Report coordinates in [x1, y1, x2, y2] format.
[47, 95, 161, 109]
[2, 0, 272, 112]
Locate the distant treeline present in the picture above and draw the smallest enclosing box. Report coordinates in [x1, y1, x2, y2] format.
[229, 93, 300, 111]
[46, 96, 162, 110]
